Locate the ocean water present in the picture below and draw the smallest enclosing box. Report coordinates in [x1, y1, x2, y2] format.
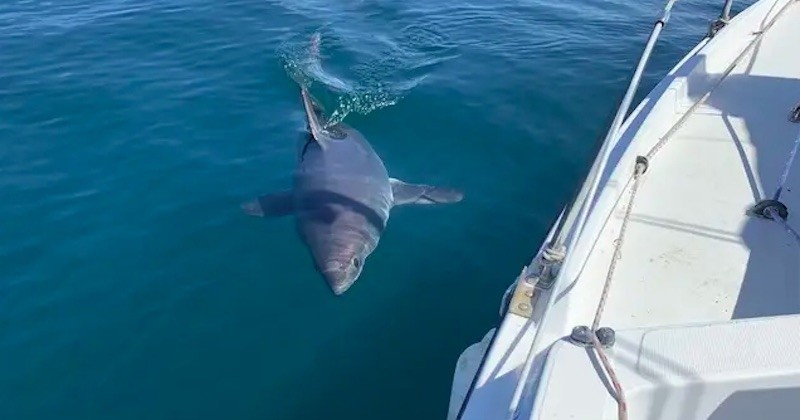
[0, 0, 750, 419]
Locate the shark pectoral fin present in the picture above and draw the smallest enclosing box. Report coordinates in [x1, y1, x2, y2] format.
[390, 178, 464, 206]
[241, 191, 295, 217]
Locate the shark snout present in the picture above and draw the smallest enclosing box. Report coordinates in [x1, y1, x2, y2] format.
[321, 261, 357, 296]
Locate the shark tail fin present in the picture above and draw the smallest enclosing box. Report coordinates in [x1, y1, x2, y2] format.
[302, 32, 329, 147]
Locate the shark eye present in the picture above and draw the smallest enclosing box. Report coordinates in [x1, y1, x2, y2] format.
[353, 258, 361, 269]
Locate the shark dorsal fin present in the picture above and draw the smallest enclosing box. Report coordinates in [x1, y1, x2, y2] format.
[301, 87, 329, 149]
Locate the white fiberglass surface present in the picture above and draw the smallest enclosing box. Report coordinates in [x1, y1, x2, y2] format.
[574, 1, 800, 331]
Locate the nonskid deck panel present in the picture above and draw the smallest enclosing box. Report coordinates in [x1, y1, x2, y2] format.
[592, 0, 800, 329]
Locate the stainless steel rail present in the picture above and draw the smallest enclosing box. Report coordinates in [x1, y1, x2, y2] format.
[528, 0, 679, 291]
[710, 0, 736, 35]
[505, 1, 682, 418]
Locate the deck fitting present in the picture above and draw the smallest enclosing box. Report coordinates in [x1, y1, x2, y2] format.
[708, 19, 728, 37]
[507, 267, 537, 318]
[533, 275, 555, 290]
[530, 243, 565, 290]
[569, 326, 593, 346]
[569, 326, 616, 348]
[749, 199, 789, 220]
[596, 327, 616, 347]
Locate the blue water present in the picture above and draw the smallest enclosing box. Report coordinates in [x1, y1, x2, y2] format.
[0, 0, 749, 418]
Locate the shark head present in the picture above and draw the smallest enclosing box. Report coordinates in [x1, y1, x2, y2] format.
[300, 203, 380, 296]
[318, 247, 367, 295]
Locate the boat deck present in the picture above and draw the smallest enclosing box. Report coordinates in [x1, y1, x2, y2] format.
[581, 0, 800, 330]
[450, 2, 800, 419]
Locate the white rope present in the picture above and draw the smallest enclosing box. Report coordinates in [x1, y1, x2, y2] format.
[588, 160, 646, 420]
[647, 0, 796, 161]
[592, 163, 646, 331]
[591, 334, 628, 420]
[773, 125, 800, 200]
[765, 207, 800, 246]
[764, 120, 800, 247]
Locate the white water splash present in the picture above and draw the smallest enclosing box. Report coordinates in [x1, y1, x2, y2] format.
[278, 28, 453, 126]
